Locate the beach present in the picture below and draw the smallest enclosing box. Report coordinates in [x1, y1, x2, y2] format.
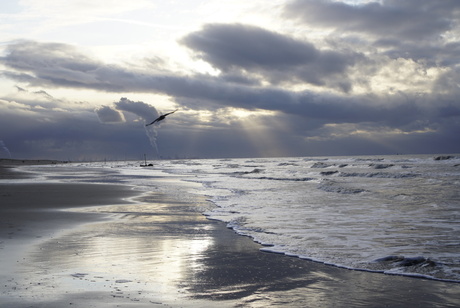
[1, 162, 460, 307]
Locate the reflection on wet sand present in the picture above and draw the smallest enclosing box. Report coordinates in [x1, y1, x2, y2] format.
[20, 194, 218, 306]
[3, 177, 460, 307]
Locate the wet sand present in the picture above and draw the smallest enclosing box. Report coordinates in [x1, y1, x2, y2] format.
[1, 164, 460, 307]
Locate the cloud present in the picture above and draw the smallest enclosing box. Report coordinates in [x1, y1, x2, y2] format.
[0, 93, 161, 160]
[1, 1, 460, 160]
[0, 27, 361, 94]
[1, 87, 459, 160]
[283, 0, 460, 67]
[181, 23, 360, 91]
[0, 40, 109, 89]
[95, 105, 125, 123]
[114, 97, 159, 124]
[98, 98, 162, 157]
[181, 23, 319, 70]
[1, 39, 459, 132]
[95, 98, 160, 125]
[284, 0, 458, 41]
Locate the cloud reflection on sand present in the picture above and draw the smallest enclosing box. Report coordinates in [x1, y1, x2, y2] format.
[4, 163, 460, 308]
[19, 195, 215, 306]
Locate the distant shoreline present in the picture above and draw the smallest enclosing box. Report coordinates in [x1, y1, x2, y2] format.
[0, 158, 67, 166]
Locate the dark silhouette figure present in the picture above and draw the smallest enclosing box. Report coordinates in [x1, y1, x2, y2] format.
[146, 109, 178, 126]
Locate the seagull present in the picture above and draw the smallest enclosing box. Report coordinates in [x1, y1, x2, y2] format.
[145, 109, 178, 126]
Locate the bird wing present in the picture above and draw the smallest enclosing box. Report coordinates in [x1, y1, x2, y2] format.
[145, 118, 159, 126]
[164, 109, 178, 116]
[145, 109, 178, 126]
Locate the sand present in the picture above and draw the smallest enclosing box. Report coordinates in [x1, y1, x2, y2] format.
[1, 163, 459, 307]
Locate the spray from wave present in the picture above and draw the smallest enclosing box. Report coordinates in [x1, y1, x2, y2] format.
[0, 140, 12, 158]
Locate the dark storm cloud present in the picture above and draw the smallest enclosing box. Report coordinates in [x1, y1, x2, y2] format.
[284, 0, 458, 41]
[95, 105, 125, 123]
[0, 91, 298, 160]
[434, 66, 460, 94]
[114, 97, 159, 123]
[0, 41, 362, 119]
[1, 40, 458, 129]
[0, 40, 122, 91]
[95, 98, 160, 125]
[0, 93, 164, 160]
[1, 31, 359, 93]
[0, 96, 105, 160]
[284, 0, 460, 66]
[181, 23, 318, 69]
[0, 41, 213, 93]
[377, 41, 460, 67]
[181, 23, 360, 91]
[1, 2, 460, 161]
[1, 40, 102, 85]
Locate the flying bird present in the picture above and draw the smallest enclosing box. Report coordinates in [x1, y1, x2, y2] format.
[146, 109, 178, 126]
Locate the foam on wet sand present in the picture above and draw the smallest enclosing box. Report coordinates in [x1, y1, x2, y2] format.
[1, 162, 460, 307]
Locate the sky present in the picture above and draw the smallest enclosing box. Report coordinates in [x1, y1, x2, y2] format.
[1, 0, 459, 160]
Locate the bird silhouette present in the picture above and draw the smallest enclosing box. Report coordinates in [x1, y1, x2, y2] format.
[146, 109, 178, 126]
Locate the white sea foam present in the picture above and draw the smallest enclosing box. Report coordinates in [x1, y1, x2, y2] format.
[153, 154, 460, 282]
[19, 154, 460, 282]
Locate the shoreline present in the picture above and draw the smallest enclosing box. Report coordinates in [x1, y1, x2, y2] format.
[1, 165, 460, 307]
[0, 158, 66, 165]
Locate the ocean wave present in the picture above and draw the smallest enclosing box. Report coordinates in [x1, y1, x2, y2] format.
[318, 181, 367, 194]
[366, 255, 460, 282]
[311, 162, 348, 169]
[303, 158, 329, 161]
[310, 162, 334, 168]
[372, 255, 434, 266]
[355, 158, 385, 162]
[433, 155, 459, 161]
[170, 160, 203, 166]
[320, 170, 339, 176]
[369, 163, 394, 169]
[162, 155, 460, 282]
[255, 176, 316, 182]
[277, 162, 299, 166]
[230, 168, 316, 181]
[338, 171, 418, 178]
[231, 168, 264, 176]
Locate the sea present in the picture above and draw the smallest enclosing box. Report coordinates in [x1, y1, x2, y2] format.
[19, 154, 460, 283]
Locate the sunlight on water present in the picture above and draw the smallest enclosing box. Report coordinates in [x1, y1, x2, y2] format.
[146, 154, 460, 282]
[10, 193, 215, 304]
[18, 154, 460, 282]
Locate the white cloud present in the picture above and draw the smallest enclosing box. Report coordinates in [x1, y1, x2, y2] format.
[1, 0, 460, 159]
[19, 0, 156, 21]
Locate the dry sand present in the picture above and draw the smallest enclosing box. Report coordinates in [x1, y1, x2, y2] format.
[1, 163, 460, 307]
